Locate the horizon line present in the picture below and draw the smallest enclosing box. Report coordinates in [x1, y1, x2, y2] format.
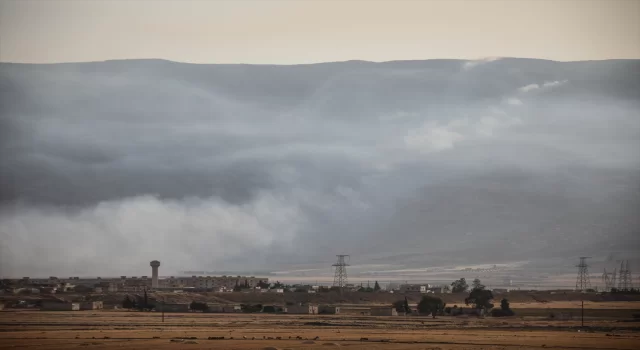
[2, 57, 639, 66]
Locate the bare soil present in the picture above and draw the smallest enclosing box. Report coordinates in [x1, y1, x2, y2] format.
[0, 308, 638, 350]
[509, 301, 640, 309]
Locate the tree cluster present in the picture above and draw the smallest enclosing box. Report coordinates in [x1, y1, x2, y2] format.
[450, 278, 469, 293]
[240, 303, 263, 313]
[122, 290, 154, 311]
[393, 297, 412, 314]
[491, 298, 515, 317]
[417, 295, 445, 318]
[464, 279, 494, 311]
[395, 295, 446, 318]
[357, 281, 382, 293]
[256, 280, 270, 289]
[233, 279, 251, 292]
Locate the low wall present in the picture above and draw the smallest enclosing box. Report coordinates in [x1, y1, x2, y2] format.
[41, 302, 80, 311]
[207, 305, 241, 313]
[319, 305, 340, 314]
[286, 305, 318, 314]
[370, 308, 398, 316]
[155, 303, 190, 312]
[80, 301, 103, 310]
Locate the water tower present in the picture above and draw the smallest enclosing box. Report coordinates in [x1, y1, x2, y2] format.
[150, 260, 160, 289]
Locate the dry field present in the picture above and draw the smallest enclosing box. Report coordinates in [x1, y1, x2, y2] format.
[1, 310, 639, 350]
[508, 301, 640, 310]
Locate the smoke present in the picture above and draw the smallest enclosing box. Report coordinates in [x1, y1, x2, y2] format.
[403, 114, 521, 153]
[462, 57, 502, 70]
[518, 80, 568, 92]
[0, 193, 304, 276]
[504, 97, 523, 105]
[0, 58, 639, 277]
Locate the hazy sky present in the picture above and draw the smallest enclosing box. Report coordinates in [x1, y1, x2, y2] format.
[1, 0, 639, 64]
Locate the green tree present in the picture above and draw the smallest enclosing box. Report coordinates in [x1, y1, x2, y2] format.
[472, 278, 485, 290]
[499, 298, 514, 316]
[374, 281, 381, 291]
[491, 298, 514, 317]
[417, 295, 444, 318]
[500, 298, 510, 311]
[465, 288, 494, 311]
[451, 278, 468, 293]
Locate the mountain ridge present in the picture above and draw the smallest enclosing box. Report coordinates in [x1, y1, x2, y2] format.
[2, 57, 639, 67]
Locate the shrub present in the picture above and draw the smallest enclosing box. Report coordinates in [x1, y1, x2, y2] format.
[240, 304, 263, 313]
[490, 309, 514, 317]
[190, 301, 209, 312]
[262, 305, 277, 313]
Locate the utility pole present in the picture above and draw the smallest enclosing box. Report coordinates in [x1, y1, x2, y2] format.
[581, 298, 584, 328]
[573, 257, 592, 328]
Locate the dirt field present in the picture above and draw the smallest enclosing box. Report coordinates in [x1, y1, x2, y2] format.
[1, 310, 639, 350]
[509, 301, 640, 309]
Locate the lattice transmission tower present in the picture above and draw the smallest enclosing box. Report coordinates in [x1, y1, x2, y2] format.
[575, 257, 591, 292]
[625, 261, 633, 290]
[618, 260, 632, 291]
[332, 255, 350, 289]
[602, 268, 617, 292]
